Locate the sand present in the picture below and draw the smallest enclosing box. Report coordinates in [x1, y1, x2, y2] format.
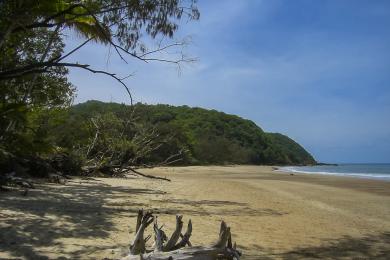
[1, 166, 390, 259]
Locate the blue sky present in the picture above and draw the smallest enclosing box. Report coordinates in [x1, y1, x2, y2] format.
[65, 0, 390, 163]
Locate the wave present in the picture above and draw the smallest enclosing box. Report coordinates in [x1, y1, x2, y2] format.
[277, 167, 390, 180]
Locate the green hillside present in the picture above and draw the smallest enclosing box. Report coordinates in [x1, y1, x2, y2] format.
[66, 101, 316, 166]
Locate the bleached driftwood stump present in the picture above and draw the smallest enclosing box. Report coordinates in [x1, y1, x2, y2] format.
[122, 210, 241, 260]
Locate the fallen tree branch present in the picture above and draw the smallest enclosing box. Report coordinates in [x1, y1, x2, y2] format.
[127, 167, 171, 182]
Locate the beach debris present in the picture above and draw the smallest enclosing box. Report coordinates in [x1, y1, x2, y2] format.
[123, 209, 241, 260]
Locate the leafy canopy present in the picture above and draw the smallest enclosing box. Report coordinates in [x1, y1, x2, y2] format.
[0, 1, 199, 172]
[59, 101, 317, 166]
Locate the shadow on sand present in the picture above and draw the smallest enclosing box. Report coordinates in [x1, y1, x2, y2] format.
[0, 178, 286, 259]
[150, 198, 286, 217]
[2, 180, 389, 259]
[239, 232, 390, 260]
[279, 232, 390, 259]
[0, 179, 164, 259]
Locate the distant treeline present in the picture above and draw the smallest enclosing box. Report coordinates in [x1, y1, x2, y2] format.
[61, 101, 316, 166]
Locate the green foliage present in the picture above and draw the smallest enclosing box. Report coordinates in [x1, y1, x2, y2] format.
[0, 1, 315, 177]
[265, 133, 316, 165]
[0, 26, 74, 163]
[63, 101, 316, 166]
[0, 1, 199, 177]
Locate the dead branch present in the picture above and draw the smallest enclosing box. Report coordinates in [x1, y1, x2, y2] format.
[123, 211, 241, 260]
[127, 167, 171, 182]
[170, 219, 192, 251]
[130, 209, 154, 255]
[163, 215, 183, 251]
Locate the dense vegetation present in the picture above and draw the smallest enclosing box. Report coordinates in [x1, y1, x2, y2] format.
[0, 0, 199, 180]
[58, 100, 316, 166]
[0, 1, 315, 182]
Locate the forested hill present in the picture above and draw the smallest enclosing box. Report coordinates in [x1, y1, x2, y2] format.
[68, 100, 316, 166]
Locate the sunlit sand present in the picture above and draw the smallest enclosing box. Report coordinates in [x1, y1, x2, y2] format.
[1, 166, 389, 259]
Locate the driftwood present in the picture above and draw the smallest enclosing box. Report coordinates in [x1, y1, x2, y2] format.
[122, 210, 241, 260]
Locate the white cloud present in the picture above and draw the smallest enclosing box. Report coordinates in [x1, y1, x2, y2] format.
[65, 1, 390, 163]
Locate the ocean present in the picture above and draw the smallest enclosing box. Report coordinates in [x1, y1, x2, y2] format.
[279, 164, 390, 181]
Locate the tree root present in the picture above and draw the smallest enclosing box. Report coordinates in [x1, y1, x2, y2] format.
[123, 210, 241, 260]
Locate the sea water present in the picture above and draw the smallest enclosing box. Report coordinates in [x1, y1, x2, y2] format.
[279, 164, 390, 181]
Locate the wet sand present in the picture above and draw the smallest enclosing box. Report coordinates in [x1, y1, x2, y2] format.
[1, 166, 389, 259]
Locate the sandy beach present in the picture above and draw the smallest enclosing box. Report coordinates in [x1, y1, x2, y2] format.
[1, 166, 390, 259]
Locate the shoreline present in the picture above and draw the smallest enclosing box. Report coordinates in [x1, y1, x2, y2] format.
[1, 165, 389, 259]
[275, 164, 390, 182]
